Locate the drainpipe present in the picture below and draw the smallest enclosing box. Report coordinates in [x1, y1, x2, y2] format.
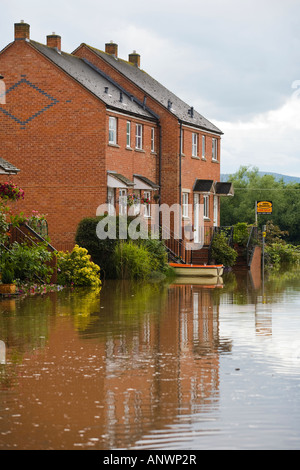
[179, 121, 183, 255]
[179, 121, 182, 206]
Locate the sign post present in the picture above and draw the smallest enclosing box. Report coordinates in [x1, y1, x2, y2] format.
[256, 201, 273, 276]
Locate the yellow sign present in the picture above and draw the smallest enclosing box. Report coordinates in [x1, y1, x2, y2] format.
[257, 201, 273, 214]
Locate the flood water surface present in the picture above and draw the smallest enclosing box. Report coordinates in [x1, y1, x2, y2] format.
[0, 270, 300, 450]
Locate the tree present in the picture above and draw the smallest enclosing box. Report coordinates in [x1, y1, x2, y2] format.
[220, 166, 300, 243]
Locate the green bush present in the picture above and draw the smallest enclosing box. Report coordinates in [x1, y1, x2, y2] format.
[56, 245, 101, 288]
[114, 241, 155, 280]
[265, 242, 300, 268]
[1, 242, 53, 283]
[233, 222, 249, 246]
[211, 233, 238, 267]
[75, 216, 135, 278]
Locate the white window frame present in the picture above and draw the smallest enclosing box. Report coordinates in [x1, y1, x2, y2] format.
[202, 135, 206, 159]
[151, 128, 155, 152]
[135, 124, 143, 150]
[182, 192, 189, 218]
[204, 195, 209, 219]
[109, 117, 117, 145]
[126, 121, 131, 148]
[119, 188, 127, 215]
[212, 138, 218, 161]
[143, 191, 151, 218]
[192, 133, 198, 157]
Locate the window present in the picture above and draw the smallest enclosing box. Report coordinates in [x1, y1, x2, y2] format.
[151, 128, 155, 152]
[182, 192, 189, 218]
[126, 121, 131, 148]
[144, 191, 151, 217]
[192, 133, 198, 157]
[212, 138, 218, 161]
[202, 135, 206, 159]
[204, 195, 209, 219]
[135, 124, 143, 149]
[109, 117, 117, 145]
[119, 189, 127, 215]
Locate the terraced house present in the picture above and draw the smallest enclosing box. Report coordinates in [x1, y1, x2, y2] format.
[0, 21, 233, 259]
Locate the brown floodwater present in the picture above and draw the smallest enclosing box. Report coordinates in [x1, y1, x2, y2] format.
[0, 269, 300, 450]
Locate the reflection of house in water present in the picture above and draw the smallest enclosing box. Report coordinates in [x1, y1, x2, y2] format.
[0, 340, 5, 364]
[99, 282, 232, 448]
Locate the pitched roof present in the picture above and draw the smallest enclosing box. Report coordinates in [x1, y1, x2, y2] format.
[0, 157, 20, 174]
[29, 41, 155, 121]
[79, 44, 223, 135]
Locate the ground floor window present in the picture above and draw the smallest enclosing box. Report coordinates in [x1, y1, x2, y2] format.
[143, 191, 151, 217]
[119, 189, 127, 215]
[204, 195, 209, 219]
[182, 192, 189, 218]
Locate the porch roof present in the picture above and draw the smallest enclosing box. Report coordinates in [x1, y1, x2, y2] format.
[193, 179, 215, 193]
[107, 171, 134, 188]
[133, 174, 159, 190]
[0, 157, 20, 175]
[215, 182, 234, 196]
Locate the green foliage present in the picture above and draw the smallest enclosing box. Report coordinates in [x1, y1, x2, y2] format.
[233, 222, 249, 246]
[75, 216, 170, 279]
[57, 245, 101, 288]
[75, 216, 127, 278]
[1, 266, 14, 284]
[211, 233, 238, 267]
[220, 166, 300, 243]
[114, 242, 154, 280]
[265, 243, 300, 268]
[11, 242, 52, 283]
[0, 242, 53, 283]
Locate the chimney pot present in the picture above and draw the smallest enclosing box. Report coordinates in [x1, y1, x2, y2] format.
[105, 41, 118, 58]
[128, 51, 140, 68]
[14, 21, 30, 40]
[47, 33, 61, 51]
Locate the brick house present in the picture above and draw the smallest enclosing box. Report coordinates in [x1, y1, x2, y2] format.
[0, 22, 233, 257]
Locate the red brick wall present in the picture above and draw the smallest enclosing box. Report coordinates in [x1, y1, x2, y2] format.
[0, 40, 107, 249]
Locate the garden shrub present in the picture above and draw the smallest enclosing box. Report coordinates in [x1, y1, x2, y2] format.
[233, 222, 249, 246]
[265, 243, 300, 268]
[56, 245, 101, 288]
[114, 241, 155, 280]
[211, 233, 238, 267]
[75, 216, 132, 278]
[1, 241, 53, 283]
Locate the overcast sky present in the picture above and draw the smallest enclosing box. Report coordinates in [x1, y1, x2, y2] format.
[1, 0, 300, 176]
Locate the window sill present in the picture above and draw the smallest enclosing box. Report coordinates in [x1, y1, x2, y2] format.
[191, 156, 200, 160]
[108, 143, 120, 148]
[212, 159, 219, 164]
[201, 157, 206, 161]
[126, 146, 133, 151]
[135, 148, 145, 153]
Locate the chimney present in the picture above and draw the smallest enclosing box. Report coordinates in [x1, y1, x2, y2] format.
[128, 50, 140, 68]
[105, 41, 118, 58]
[14, 21, 30, 40]
[47, 33, 61, 51]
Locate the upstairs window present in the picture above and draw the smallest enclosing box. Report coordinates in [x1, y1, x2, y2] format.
[202, 135, 206, 159]
[135, 124, 143, 150]
[126, 121, 131, 148]
[192, 133, 198, 157]
[109, 117, 117, 145]
[212, 138, 218, 161]
[151, 128, 155, 152]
